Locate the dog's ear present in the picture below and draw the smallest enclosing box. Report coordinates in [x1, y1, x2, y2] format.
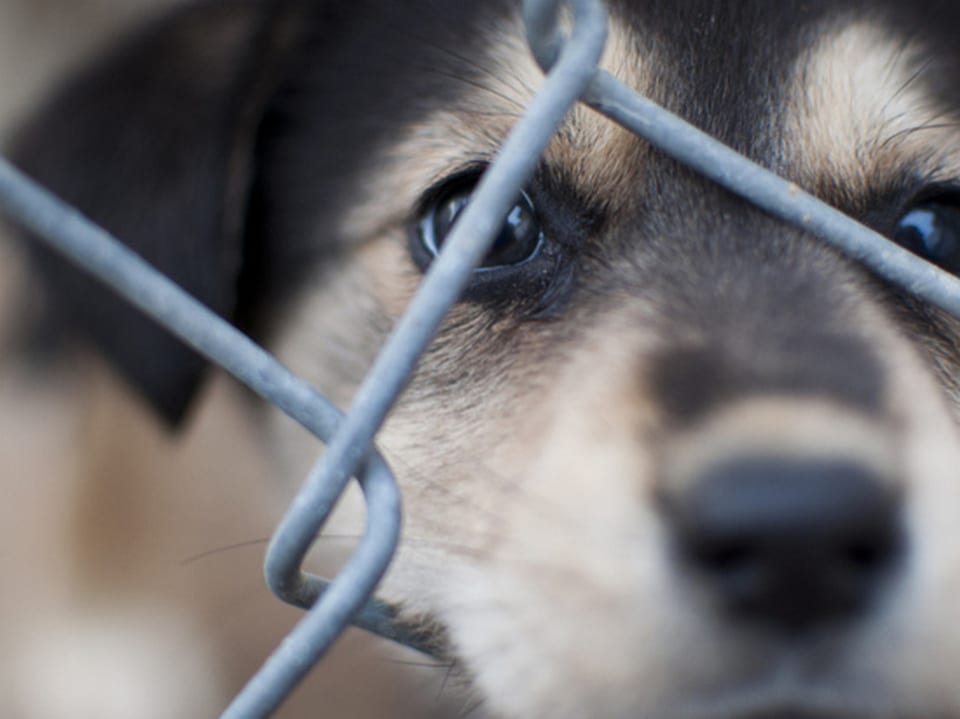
[9, 0, 304, 426]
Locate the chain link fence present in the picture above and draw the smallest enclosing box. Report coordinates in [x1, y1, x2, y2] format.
[2, 0, 960, 716]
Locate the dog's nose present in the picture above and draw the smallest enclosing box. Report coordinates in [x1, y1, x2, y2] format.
[667, 457, 903, 631]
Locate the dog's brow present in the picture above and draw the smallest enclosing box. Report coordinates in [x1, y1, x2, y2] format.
[339, 11, 658, 242]
[787, 19, 960, 192]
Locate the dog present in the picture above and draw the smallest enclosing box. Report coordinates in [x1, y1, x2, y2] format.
[5, 0, 960, 717]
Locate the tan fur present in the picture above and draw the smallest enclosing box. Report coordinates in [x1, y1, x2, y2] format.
[661, 397, 900, 493]
[269, 12, 960, 719]
[788, 19, 960, 196]
[9, 4, 960, 719]
[339, 9, 656, 246]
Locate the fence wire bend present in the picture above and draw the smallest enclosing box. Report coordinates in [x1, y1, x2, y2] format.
[4, 0, 960, 717]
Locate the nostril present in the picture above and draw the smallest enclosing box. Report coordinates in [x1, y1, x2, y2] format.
[664, 456, 904, 631]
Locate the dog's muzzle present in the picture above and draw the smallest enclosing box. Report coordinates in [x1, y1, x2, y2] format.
[666, 455, 903, 632]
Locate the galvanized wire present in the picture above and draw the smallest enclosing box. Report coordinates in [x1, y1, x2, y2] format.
[0, 155, 411, 645]
[238, 1, 608, 715]
[0, 0, 607, 716]
[5, 0, 960, 717]
[527, 4, 960, 318]
[581, 74, 960, 316]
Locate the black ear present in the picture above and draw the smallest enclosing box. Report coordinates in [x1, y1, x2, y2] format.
[9, 0, 303, 425]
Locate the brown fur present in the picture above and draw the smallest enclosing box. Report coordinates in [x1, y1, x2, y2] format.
[7, 2, 960, 718]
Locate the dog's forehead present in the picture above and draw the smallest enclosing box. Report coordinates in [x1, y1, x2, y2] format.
[322, 1, 959, 237]
[537, 1, 960, 198]
[786, 17, 960, 200]
[260, 0, 960, 300]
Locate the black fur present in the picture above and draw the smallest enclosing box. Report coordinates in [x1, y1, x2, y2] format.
[8, 0, 509, 424]
[8, 0, 960, 426]
[9, 0, 289, 422]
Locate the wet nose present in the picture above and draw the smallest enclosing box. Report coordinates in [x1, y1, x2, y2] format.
[666, 457, 904, 632]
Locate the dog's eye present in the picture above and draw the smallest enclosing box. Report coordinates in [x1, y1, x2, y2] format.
[418, 184, 544, 269]
[894, 197, 960, 275]
[410, 174, 576, 316]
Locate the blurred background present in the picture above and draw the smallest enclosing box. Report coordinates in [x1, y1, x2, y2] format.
[0, 2, 460, 717]
[0, 0, 180, 135]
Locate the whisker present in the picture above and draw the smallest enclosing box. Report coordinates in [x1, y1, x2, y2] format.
[879, 55, 934, 118]
[410, 30, 538, 102]
[437, 660, 457, 701]
[445, 107, 525, 122]
[379, 658, 456, 670]
[435, 73, 526, 115]
[179, 533, 363, 566]
[458, 697, 486, 718]
[179, 538, 270, 566]
[879, 119, 960, 151]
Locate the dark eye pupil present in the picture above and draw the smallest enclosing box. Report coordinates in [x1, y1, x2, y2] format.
[422, 188, 543, 269]
[432, 192, 469, 243]
[486, 200, 540, 266]
[895, 202, 960, 275]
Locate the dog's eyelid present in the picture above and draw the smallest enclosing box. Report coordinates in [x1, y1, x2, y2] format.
[903, 180, 960, 207]
[415, 162, 490, 214]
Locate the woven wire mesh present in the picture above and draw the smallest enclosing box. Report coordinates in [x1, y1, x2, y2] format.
[3, 0, 960, 717]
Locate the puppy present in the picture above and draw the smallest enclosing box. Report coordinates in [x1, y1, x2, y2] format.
[6, 0, 960, 717]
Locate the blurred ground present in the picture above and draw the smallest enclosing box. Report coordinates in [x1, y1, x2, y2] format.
[0, 2, 460, 717]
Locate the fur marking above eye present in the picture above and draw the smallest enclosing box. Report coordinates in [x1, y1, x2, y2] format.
[895, 194, 960, 276]
[417, 181, 544, 271]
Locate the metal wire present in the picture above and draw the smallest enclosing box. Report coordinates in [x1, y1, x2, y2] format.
[581, 74, 960, 316]
[4, 0, 960, 717]
[229, 2, 607, 715]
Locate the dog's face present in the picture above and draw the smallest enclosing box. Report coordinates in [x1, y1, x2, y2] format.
[12, 1, 960, 717]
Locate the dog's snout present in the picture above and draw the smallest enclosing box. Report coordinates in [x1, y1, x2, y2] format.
[667, 457, 904, 632]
